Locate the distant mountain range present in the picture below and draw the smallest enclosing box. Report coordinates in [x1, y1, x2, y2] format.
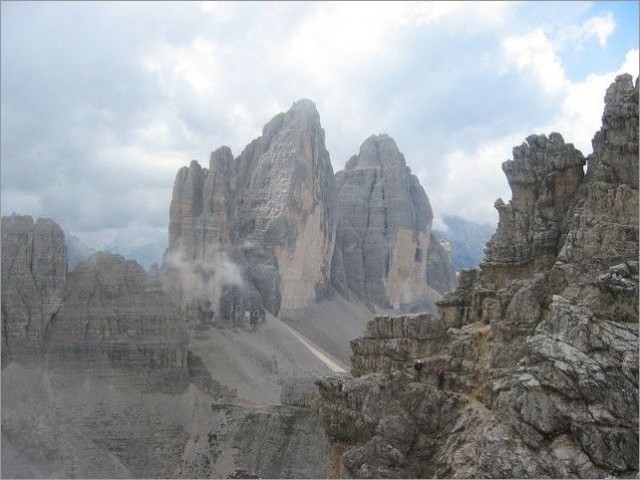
[434, 215, 494, 271]
[68, 226, 168, 270]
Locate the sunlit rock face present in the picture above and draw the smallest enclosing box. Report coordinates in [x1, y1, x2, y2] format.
[166, 103, 456, 324]
[316, 74, 639, 479]
[331, 134, 456, 313]
[165, 99, 336, 323]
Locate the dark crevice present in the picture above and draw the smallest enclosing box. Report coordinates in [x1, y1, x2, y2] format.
[362, 170, 377, 301]
[1, 304, 9, 347]
[27, 234, 39, 290]
[43, 303, 63, 352]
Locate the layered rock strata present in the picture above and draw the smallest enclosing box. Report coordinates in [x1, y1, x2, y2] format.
[47, 252, 189, 390]
[2, 363, 329, 479]
[165, 99, 336, 323]
[331, 135, 456, 312]
[1, 217, 189, 390]
[2, 216, 333, 478]
[316, 74, 639, 478]
[483, 133, 585, 286]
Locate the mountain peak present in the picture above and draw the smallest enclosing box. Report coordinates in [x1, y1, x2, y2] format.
[346, 133, 406, 171]
[289, 98, 318, 113]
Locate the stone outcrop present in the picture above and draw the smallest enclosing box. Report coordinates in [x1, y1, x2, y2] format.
[331, 135, 455, 312]
[316, 74, 639, 478]
[2, 215, 67, 359]
[180, 403, 330, 479]
[483, 133, 585, 287]
[2, 216, 336, 479]
[280, 375, 319, 407]
[165, 99, 336, 323]
[558, 74, 639, 267]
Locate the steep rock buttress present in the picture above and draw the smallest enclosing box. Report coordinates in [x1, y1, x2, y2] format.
[330, 134, 456, 312]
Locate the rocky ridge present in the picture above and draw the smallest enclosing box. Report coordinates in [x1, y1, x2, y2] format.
[315, 74, 639, 478]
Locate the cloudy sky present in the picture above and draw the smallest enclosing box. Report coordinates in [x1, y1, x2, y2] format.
[2, 1, 638, 260]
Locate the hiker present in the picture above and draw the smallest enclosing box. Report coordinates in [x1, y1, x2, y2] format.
[435, 363, 445, 390]
[413, 360, 424, 381]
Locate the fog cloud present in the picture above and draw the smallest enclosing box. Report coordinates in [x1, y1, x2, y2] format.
[164, 247, 245, 303]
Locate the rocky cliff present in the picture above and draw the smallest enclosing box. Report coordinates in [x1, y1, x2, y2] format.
[2, 361, 330, 479]
[48, 251, 189, 390]
[483, 132, 586, 286]
[166, 99, 336, 323]
[331, 135, 456, 312]
[2, 216, 190, 389]
[1, 215, 67, 359]
[166, 107, 456, 328]
[1, 216, 331, 478]
[316, 74, 639, 478]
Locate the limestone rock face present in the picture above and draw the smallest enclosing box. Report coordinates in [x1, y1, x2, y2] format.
[316, 75, 639, 479]
[47, 252, 189, 390]
[235, 99, 336, 312]
[2, 364, 328, 479]
[483, 133, 585, 286]
[1, 216, 189, 389]
[166, 99, 335, 322]
[331, 135, 454, 312]
[558, 74, 639, 267]
[1, 216, 67, 359]
[588, 73, 639, 188]
[2, 217, 333, 479]
[426, 233, 457, 295]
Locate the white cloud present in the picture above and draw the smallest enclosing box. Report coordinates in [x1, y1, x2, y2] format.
[429, 46, 638, 225]
[540, 48, 639, 154]
[582, 13, 616, 47]
[412, 1, 512, 28]
[282, 3, 406, 88]
[503, 28, 568, 94]
[144, 36, 222, 97]
[556, 12, 616, 50]
[2, 1, 637, 261]
[425, 132, 524, 225]
[199, 1, 235, 22]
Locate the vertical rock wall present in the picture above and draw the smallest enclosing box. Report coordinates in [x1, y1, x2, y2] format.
[1, 216, 67, 359]
[1, 217, 189, 389]
[165, 100, 336, 322]
[482, 133, 585, 286]
[331, 134, 455, 312]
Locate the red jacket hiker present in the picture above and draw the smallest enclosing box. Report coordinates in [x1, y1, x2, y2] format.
[435, 364, 445, 389]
